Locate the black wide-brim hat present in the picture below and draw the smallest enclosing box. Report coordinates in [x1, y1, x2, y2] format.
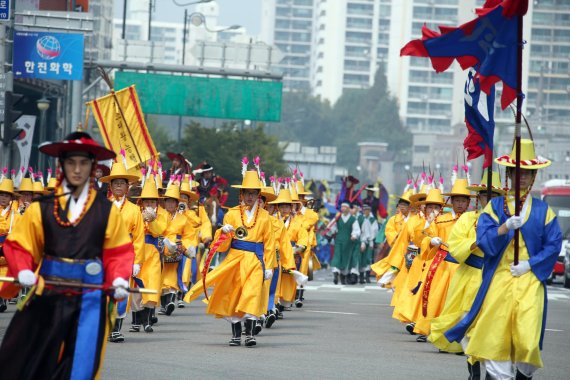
[97, 163, 111, 177]
[39, 132, 116, 160]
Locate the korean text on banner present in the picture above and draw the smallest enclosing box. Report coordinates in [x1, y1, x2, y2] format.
[88, 86, 157, 169]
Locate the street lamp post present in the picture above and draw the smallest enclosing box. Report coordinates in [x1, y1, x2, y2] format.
[181, 11, 242, 65]
[37, 98, 50, 172]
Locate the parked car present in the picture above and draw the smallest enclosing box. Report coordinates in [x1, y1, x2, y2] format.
[541, 180, 570, 286]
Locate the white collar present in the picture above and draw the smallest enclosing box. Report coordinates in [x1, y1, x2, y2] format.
[244, 200, 258, 224]
[284, 215, 291, 228]
[112, 195, 126, 209]
[1, 204, 11, 217]
[64, 179, 90, 224]
[300, 206, 306, 214]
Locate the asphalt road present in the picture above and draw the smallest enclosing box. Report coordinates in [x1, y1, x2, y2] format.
[1, 270, 569, 379]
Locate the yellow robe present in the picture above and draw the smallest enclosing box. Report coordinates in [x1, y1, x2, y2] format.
[280, 215, 308, 302]
[413, 212, 460, 335]
[161, 211, 192, 292]
[0, 204, 20, 278]
[139, 207, 168, 304]
[430, 211, 481, 352]
[465, 198, 556, 368]
[184, 204, 275, 318]
[391, 214, 437, 323]
[299, 208, 321, 274]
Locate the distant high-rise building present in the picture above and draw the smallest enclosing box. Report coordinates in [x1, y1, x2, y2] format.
[261, 0, 315, 92]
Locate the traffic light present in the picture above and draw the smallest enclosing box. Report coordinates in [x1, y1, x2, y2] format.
[2, 91, 24, 144]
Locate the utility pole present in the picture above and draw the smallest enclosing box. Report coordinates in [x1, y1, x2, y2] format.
[1, 1, 15, 168]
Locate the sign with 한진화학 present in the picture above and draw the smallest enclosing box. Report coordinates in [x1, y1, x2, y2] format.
[13, 31, 84, 80]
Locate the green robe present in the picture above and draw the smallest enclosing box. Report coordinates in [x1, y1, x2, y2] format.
[331, 215, 356, 271]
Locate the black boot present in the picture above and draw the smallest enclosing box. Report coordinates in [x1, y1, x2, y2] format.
[158, 295, 168, 315]
[350, 273, 358, 285]
[515, 369, 532, 380]
[129, 311, 140, 332]
[265, 310, 276, 328]
[365, 270, 371, 283]
[254, 319, 262, 335]
[340, 274, 346, 285]
[333, 272, 339, 284]
[359, 272, 365, 284]
[150, 307, 158, 325]
[142, 308, 153, 332]
[0, 298, 6, 313]
[244, 319, 256, 347]
[229, 322, 241, 346]
[109, 318, 125, 342]
[299, 289, 305, 301]
[177, 291, 185, 308]
[165, 293, 176, 316]
[294, 289, 303, 308]
[468, 361, 481, 380]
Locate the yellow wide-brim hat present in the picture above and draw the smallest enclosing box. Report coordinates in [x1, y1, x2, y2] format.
[33, 181, 49, 195]
[232, 171, 263, 189]
[163, 183, 181, 201]
[133, 176, 160, 199]
[398, 189, 413, 203]
[467, 171, 506, 194]
[268, 188, 296, 205]
[99, 162, 140, 183]
[180, 178, 199, 201]
[45, 177, 57, 191]
[261, 186, 277, 202]
[17, 177, 34, 193]
[417, 188, 445, 206]
[0, 179, 20, 197]
[409, 184, 428, 204]
[443, 178, 475, 198]
[296, 182, 312, 196]
[495, 139, 551, 169]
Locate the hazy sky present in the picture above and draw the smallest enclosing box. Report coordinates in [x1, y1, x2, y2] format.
[114, 0, 263, 36]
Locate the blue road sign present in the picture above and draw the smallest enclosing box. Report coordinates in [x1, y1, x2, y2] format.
[0, 0, 10, 22]
[13, 31, 84, 80]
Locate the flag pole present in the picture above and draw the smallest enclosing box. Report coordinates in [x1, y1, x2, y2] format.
[513, 11, 524, 265]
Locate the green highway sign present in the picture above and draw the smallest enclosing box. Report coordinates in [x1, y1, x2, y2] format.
[115, 72, 282, 122]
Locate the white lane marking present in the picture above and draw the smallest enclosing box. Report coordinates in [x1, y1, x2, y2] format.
[545, 329, 564, 332]
[302, 286, 320, 290]
[350, 303, 391, 306]
[320, 284, 343, 288]
[305, 310, 358, 315]
[340, 287, 366, 292]
[547, 294, 569, 300]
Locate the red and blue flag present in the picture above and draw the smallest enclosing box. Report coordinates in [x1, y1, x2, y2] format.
[463, 69, 495, 168]
[400, 0, 527, 110]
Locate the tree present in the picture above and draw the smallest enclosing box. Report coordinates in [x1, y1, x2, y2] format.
[175, 122, 286, 201]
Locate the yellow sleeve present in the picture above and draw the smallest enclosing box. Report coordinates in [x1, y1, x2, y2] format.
[261, 213, 276, 269]
[296, 222, 309, 249]
[448, 212, 479, 263]
[198, 205, 213, 241]
[181, 214, 198, 248]
[103, 205, 133, 250]
[280, 225, 295, 269]
[384, 216, 398, 245]
[147, 208, 168, 237]
[129, 205, 146, 265]
[5, 202, 44, 264]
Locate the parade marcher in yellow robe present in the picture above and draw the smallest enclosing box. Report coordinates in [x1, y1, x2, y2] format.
[429, 171, 504, 379]
[178, 175, 203, 308]
[292, 180, 320, 306]
[374, 189, 424, 286]
[0, 177, 21, 313]
[446, 140, 562, 380]
[261, 185, 298, 327]
[160, 180, 192, 317]
[271, 188, 308, 307]
[134, 172, 169, 327]
[413, 179, 472, 340]
[184, 170, 275, 347]
[100, 159, 145, 341]
[0, 132, 134, 380]
[391, 189, 442, 330]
